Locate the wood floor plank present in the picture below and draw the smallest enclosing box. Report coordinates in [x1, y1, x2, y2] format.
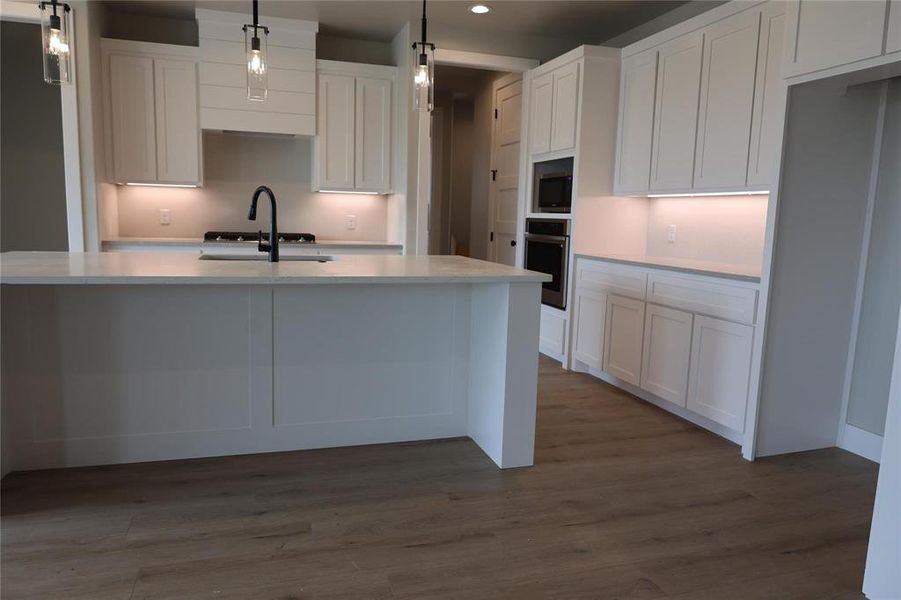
[1, 356, 877, 599]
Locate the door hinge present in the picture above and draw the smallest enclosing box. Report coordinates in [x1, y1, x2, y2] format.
[490, 231, 494, 242]
[490, 169, 497, 181]
[494, 108, 498, 119]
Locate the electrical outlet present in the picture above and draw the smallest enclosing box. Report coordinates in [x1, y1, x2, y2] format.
[667, 224, 677, 243]
[159, 209, 171, 226]
[345, 214, 357, 230]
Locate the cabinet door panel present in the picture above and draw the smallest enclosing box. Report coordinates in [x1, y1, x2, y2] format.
[603, 295, 645, 386]
[529, 72, 554, 155]
[650, 33, 704, 192]
[615, 51, 658, 194]
[640, 304, 692, 406]
[110, 54, 157, 183]
[747, 3, 787, 187]
[694, 10, 761, 190]
[687, 315, 753, 432]
[573, 290, 605, 371]
[355, 77, 391, 192]
[888, 0, 901, 54]
[154, 59, 200, 184]
[784, 0, 887, 77]
[317, 73, 355, 190]
[550, 62, 580, 153]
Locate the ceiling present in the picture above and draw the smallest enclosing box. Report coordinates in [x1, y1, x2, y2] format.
[104, 0, 694, 45]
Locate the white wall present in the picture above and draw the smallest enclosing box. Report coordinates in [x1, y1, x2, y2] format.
[115, 133, 389, 241]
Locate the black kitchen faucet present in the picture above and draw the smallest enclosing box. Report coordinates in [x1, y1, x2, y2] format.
[248, 185, 279, 262]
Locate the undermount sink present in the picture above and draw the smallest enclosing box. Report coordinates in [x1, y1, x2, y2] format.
[199, 254, 337, 262]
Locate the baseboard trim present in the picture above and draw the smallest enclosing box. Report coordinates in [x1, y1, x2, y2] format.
[839, 423, 883, 463]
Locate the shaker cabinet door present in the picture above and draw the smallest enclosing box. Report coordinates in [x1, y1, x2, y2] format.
[355, 77, 392, 192]
[109, 54, 157, 184]
[573, 290, 606, 371]
[649, 33, 704, 192]
[640, 304, 692, 407]
[783, 0, 887, 78]
[603, 294, 646, 386]
[747, 2, 787, 187]
[528, 72, 554, 155]
[693, 9, 761, 190]
[687, 315, 753, 432]
[154, 59, 201, 185]
[615, 50, 658, 194]
[550, 61, 580, 153]
[317, 73, 356, 191]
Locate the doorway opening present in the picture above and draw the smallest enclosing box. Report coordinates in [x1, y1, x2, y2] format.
[428, 65, 521, 265]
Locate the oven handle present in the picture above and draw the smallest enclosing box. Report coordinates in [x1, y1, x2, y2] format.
[524, 233, 569, 244]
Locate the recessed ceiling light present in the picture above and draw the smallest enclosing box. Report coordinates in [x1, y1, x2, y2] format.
[469, 4, 491, 14]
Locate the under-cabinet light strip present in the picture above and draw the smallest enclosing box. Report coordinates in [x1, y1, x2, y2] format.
[124, 183, 198, 188]
[318, 190, 382, 195]
[645, 191, 769, 198]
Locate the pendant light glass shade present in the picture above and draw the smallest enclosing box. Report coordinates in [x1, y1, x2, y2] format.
[244, 24, 268, 101]
[39, 0, 72, 85]
[412, 42, 434, 112]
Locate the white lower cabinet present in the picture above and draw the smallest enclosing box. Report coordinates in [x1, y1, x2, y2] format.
[603, 294, 646, 386]
[640, 304, 693, 406]
[572, 289, 606, 371]
[687, 315, 754, 432]
[539, 305, 567, 358]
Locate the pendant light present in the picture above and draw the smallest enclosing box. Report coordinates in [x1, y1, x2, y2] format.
[39, 0, 72, 85]
[412, 0, 435, 112]
[242, 0, 269, 101]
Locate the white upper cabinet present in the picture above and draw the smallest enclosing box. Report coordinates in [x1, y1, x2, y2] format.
[649, 33, 704, 192]
[614, 50, 658, 194]
[888, 0, 901, 54]
[747, 2, 787, 187]
[783, 0, 888, 78]
[603, 294, 646, 386]
[354, 77, 392, 193]
[549, 61, 580, 153]
[693, 9, 761, 191]
[109, 54, 157, 184]
[104, 40, 202, 186]
[687, 315, 753, 432]
[317, 73, 355, 191]
[641, 304, 693, 407]
[314, 62, 395, 194]
[154, 59, 201, 184]
[528, 72, 554, 155]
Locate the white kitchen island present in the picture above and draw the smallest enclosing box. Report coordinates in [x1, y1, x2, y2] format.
[0, 252, 549, 474]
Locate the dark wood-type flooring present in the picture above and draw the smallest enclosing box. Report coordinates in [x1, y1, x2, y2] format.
[1, 356, 878, 599]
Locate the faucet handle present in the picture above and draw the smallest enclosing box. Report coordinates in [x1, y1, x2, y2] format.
[257, 230, 270, 253]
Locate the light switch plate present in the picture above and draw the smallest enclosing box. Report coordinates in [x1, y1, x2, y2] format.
[667, 224, 677, 243]
[159, 209, 171, 225]
[345, 214, 357, 230]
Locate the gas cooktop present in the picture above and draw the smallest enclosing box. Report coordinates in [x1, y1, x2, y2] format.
[203, 231, 316, 243]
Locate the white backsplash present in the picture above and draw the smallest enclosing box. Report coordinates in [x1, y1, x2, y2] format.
[645, 195, 768, 266]
[114, 133, 389, 241]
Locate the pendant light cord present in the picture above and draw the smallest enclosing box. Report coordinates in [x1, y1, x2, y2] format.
[421, 0, 427, 46]
[252, 0, 259, 37]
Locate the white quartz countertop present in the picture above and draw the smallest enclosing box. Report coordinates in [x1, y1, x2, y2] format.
[575, 253, 762, 282]
[0, 252, 551, 285]
[101, 237, 404, 250]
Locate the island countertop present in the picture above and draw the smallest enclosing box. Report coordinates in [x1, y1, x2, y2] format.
[0, 252, 551, 285]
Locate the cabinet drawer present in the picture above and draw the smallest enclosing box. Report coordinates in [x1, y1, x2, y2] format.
[576, 260, 647, 300]
[647, 273, 757, 324]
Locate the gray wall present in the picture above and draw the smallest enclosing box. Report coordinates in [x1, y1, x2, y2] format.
[1, 21, 68, 252]
[848, 78, 901, 436]
[757, 78, 883, 456]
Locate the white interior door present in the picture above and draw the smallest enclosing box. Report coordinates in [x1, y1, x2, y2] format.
[489, 76, 522, 266]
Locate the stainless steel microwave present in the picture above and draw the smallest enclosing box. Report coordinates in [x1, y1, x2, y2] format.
[536, 173, 573, 213]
